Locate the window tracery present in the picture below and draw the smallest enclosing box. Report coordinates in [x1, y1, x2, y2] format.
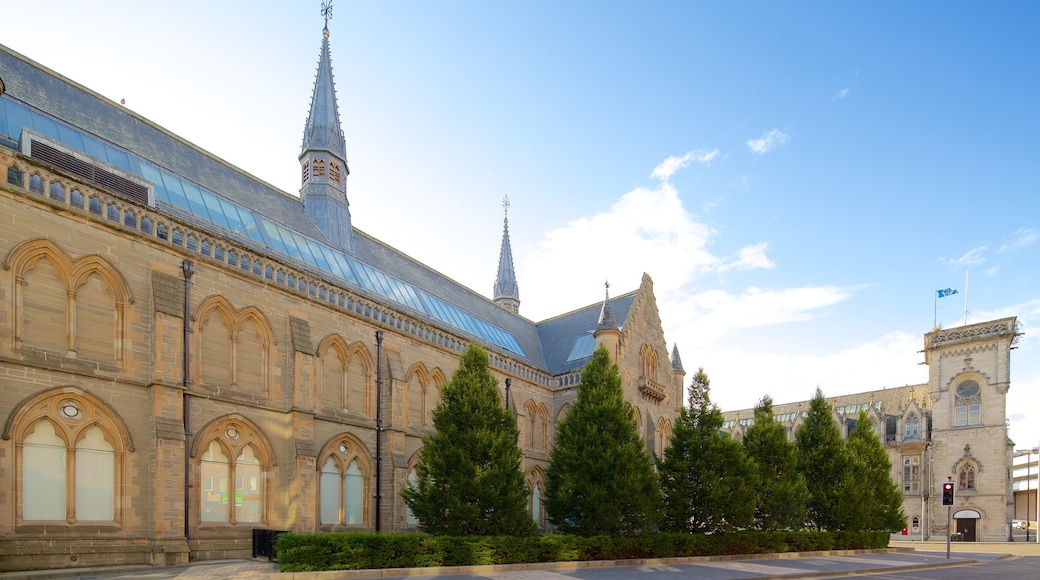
[8, 387, 130, 525]
[194, 415, 273, 525]
[954, 380, 982, 426]
[318, 435, 372, 527]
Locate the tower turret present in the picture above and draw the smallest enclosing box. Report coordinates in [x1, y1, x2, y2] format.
[593, 281, 621, 359]
[300, 14, 354, 251]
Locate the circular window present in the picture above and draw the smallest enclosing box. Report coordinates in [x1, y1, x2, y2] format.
[338, 443, 348, 454]
[956, 380, 980, 398]
[226, 425, 240, 439]
[60, 400, 81, 418]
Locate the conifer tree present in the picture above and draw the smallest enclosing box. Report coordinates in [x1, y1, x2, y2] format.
[795, 388, 848, 531]
[659, 368, 756, 533]
[844, 409, 906, 532]
[742, 396, 809, 531]
[545, 345, 662, 536]
[401, 343, 536, 536]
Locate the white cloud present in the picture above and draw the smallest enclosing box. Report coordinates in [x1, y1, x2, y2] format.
[746, 129, 791, 154]
[999, 227, 1040, 253]
[519, 181, 720, 318]
[651, 148, 719, 181]
[941, 246, 987, 268]
[835, 88, 850, 99]
[704, 330, 927, 413]
[718, 242, 775, 272]
[661, 285, 852, 346]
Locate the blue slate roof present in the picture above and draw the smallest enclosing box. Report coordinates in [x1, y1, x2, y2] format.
[536, 292, 636, 374]
[0, 41, 641, 378]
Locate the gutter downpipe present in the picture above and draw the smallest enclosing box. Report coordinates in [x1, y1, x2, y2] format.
[375, 330, 384, 532]
[182, 260, 195, 557]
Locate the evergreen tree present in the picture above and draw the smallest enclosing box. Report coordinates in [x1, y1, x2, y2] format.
[687, 367, 710, 411]
[844, 410, 906, 532]
[659, 368, 756, 533]
[742, 396, 809, 531]
[545, 345, 662, 536]
[795, 388, 848, 531]
[401, 343, 536, 536]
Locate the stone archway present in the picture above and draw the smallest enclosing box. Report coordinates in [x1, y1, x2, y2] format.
[953, 509, 980, 542]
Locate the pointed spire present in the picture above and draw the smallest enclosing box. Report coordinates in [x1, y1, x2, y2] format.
[493, 196, 520, 314]
[670, 343, 684, 373]
[301, 18, 347, 158]
[300, 5, 354, 251]
[596, 281, 618, 331]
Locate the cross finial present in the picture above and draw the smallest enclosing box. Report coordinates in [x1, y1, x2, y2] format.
[604, 280, 610, 298]
[502, 195, 510, 217]
[321, 0, 333, 29]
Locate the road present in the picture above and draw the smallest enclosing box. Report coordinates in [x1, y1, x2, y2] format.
[13, 541, 1040, 580]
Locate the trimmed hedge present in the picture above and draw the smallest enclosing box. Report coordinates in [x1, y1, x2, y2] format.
[275, 530, 889, 572]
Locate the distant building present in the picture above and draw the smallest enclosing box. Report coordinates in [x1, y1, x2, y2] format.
[0, 21, 684, 572]
[723, 318, 1020, 542]
[1012, 449, 1039, 531]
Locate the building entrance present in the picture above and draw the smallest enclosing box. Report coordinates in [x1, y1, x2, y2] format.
[953, 509, 980, 542]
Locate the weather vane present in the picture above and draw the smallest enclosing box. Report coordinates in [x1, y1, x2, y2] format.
[321, 0, 333, 29]
[502, 195, 510, 219]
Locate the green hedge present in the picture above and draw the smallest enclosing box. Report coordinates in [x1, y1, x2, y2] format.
[275, 530, 890, 572]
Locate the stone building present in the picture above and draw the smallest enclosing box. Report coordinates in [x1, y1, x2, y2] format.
[0, 23, 684, 572]
[722, 318, 1020, 542]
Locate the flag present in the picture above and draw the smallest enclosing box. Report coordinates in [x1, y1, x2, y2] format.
[937, 288, 959, 298]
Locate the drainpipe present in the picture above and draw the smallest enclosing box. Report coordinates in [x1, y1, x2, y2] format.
[375, 330, 383, 532]
[505, 378, 511, 410]
[181, 260, 194, 555]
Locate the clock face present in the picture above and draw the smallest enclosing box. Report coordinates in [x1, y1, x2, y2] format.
[956, 380, 980, 398]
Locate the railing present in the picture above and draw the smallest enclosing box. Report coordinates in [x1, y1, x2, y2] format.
[639, 375, 668, 402]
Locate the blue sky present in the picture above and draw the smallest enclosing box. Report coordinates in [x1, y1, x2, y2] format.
[6, 1, 1039, 449]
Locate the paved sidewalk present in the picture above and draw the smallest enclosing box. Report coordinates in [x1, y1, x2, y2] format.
[0, 548, 984, 580]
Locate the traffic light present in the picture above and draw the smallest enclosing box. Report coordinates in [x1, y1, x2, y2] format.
[941, 481, 955, 506]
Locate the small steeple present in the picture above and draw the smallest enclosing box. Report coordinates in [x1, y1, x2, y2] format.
[596, 281, 618, 332]
[670, 343, 684, 373]
[300, 1, 354, 251]
[493, 196, 520, 314]
[594, 281, 621, 359]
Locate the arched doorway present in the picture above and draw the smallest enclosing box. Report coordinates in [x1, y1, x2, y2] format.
[953, 509, 980, 541]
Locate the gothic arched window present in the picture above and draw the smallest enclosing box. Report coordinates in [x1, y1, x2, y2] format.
[958, 462, 977, 490]
[954, 380, 982, 426]
[905, 415, 919, 439]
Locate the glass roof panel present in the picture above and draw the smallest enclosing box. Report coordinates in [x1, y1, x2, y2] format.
[139, 164, 169, 204]
[259, 219, 291, 257]
[103, 145, 131, 172]
[303, 238, 333, 271]
[4, 99, 526, 357]
[565, 333, 596, 362]
[31, 113, 60, 141]
[215, 196, 248, 237]
[0, 101, 8, 137]
[57, 124, 84, 151]
[3, 101, 33, 142]
[197, 188, 233, 231]
[159, 173, 189, 211]
[180, 181, 213, 222]
[328, 251, 360, 285]
[81, 134, 109, 164]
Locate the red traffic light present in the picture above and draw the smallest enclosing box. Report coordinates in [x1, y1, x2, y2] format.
[941, 481, 955, 506]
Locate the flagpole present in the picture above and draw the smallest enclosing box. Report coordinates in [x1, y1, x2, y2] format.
[964, 270, 969, 326]
[934, 290, 937, 329]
